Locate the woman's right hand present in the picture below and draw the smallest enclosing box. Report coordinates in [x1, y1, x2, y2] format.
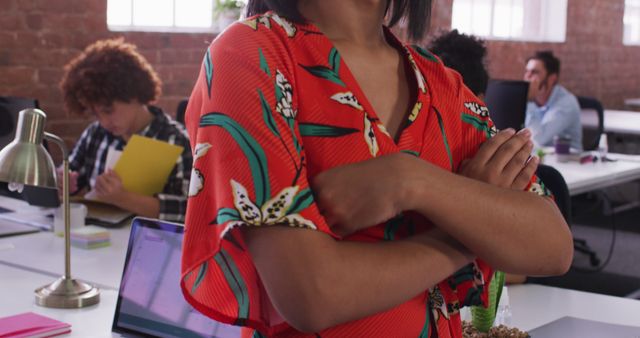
[458, 128, 538, 191]
[311, 153, 418, 237]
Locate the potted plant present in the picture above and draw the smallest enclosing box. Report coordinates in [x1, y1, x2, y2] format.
[214, 0, 245, 31]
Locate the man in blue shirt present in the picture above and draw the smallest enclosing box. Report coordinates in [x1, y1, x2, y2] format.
[524, 51, 582, 151]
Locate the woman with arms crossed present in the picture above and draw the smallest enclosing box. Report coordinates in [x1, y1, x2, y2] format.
[181, 1, 573, 336]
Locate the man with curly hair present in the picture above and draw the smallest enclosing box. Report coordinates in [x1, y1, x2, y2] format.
[428, 29, 489, 98]
[59, 37, 192, 223]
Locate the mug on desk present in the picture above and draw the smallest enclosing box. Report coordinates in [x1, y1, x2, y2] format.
[53, 202, 87, 236]
[554, 135, 572, 163]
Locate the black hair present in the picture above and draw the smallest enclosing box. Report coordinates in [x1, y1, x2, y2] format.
[245, 0, 432, 41]
[428, 29, 489, 96]
[527, 50, 560, 75]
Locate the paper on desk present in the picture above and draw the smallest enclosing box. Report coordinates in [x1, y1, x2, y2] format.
[113, 135, 183, 196]
[85, 147, 122, 201]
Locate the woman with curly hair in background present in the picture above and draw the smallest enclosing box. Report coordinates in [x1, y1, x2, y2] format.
[59, 37, 192, 223]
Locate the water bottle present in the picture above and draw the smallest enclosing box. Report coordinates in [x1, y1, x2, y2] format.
[597, 134, 608, 161]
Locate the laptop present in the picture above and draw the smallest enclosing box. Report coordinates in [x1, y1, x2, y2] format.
[112, 217, 241, 338]
[483, 79, 530, 131]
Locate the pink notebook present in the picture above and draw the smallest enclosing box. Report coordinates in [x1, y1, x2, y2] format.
[0, 312, 71, 338]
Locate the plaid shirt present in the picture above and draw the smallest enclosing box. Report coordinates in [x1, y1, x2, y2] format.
[68, 106, 192, 223]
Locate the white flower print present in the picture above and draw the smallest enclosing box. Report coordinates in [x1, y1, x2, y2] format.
[221, 180, 317, 238]
[364, 114, 379, 157]
[331, 92, 363, 110]
[276, 70, 297, 118]
[464, 102, 490, 118]
[188, 169, 204, 197]
[193, 143, 212, 161]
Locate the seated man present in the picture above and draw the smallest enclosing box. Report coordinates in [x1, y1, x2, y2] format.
[524, 50, 582, 151]
[59, 38, 192, 223]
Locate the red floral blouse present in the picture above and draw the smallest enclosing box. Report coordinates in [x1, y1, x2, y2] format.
[181, 12, 549, 338]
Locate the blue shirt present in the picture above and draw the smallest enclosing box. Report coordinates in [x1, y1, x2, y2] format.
[525, 84, 583, 151]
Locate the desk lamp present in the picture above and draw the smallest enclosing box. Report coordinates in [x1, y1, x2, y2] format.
[0, 108, 100, 308]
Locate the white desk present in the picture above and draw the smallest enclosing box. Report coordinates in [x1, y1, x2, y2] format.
[602, 109, 640, 135]
[624, 98, 640, 108]
[0, 263, 118, 337]
[543, 153, 640, 195]
[2, 196, 640, 336]
[509, 284, 640, 331]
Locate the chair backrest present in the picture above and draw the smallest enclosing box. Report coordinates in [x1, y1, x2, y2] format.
[175, 98, 188, 124]
[536, 164, 571, 225]
[577, 96, 604, 151]
[484, 79, 530, 131]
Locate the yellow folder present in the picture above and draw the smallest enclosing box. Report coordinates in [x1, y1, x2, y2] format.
[113, 135, 184, 196]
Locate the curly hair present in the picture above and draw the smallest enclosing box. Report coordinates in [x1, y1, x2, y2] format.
[60, 37, 162, 114]
[428, 29, 489, 96]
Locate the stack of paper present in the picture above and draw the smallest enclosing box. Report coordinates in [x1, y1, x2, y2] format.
[70, 225, 110, 249]
[0, 312, 71, 337]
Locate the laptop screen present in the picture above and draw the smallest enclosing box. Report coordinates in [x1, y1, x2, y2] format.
[483, 79, 530, 131]
[112, 217, 241, 338]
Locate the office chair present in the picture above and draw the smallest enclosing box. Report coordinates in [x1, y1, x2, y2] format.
[536, 164, 600, 266]
[577, 96, 604, 151]
[175, 98, 188, 125]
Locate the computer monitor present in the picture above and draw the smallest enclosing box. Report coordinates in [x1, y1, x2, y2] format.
[483, 79, 530, 131]
[112, 217, 240, 338]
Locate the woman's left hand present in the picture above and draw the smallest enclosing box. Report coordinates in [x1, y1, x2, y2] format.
[93, 169, 126, 205]
[311, 153, 417, 237]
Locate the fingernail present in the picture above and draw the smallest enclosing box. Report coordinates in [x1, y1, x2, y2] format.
[518, 128, 531, 136]
[503, 128, 516, 134]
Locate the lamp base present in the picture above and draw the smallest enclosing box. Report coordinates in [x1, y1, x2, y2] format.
[35, 276, 100, 308]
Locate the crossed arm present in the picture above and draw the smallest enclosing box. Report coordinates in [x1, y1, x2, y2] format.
[242, 129, 573, 332]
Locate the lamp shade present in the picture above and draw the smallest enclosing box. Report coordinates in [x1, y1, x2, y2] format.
[0, 108, 57, 188]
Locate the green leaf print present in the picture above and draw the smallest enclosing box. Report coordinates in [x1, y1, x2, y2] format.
[214, 248, 250, 322]
[298, 123, 360, 137]
[299, 48, 345, 87]
[204, 47, 214, 98]
[258, 48, 270, 76]
[462, 113, 493, 139]
[411, 45, 439, 63]
[200, 113, 270, 206]
[328, 47, 340, 74]
[191, 261, 208, 294]
[418, 301, 431, 338]
[383, 215, 403, 241]
[400, 149, 420, 157]
[214, 208, 241, 224]
[258, 89, 280, 137]
[288, 188, 314, 214]
[299, 65, 346, 86]
[434, 107, 454, 170]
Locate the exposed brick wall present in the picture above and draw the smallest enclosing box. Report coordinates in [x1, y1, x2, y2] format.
[427, 0, 640, 110]
[2, 0, 639, 155]
[0, 0, 213, 155]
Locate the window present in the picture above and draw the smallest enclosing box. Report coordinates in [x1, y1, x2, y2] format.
[107, 0, 246, 33]
[451, 0, 568, 42]
[624, 0, 640, 45]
